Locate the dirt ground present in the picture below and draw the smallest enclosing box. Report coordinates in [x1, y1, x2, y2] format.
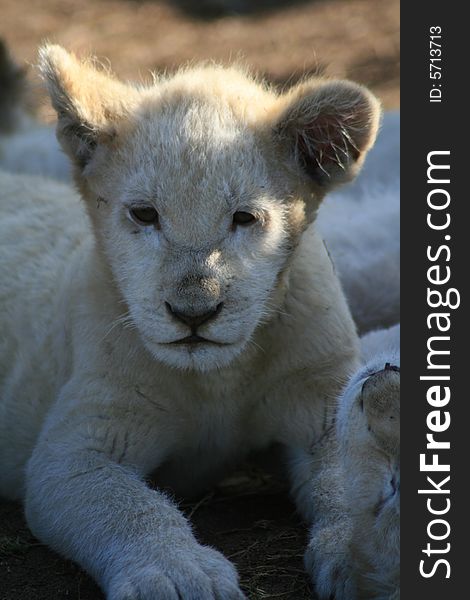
[0, 0, 399, 116]
[1, 475, 312, 600]
[0, 1, 399, 599]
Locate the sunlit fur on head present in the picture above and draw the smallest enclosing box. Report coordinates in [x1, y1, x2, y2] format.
[337, 325, 400, 599]
[39, 45, 380, 372]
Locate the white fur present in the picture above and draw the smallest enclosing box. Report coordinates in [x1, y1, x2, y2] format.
[0, 44, 398, 339]
[0, 110, 399, 336]
[293, 325, 400, 599]
[0, 46, 383, 600]
[317, 112, 400, 333]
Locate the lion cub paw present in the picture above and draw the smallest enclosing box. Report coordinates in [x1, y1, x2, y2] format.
[304, 524, 357, 600]
[108, 544, 246, 600]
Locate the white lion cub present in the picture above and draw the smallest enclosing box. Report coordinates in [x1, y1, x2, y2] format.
[0, 46, 380, 599]
[296, 325, 400, 599]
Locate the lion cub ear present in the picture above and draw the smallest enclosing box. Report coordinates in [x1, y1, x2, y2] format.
[274, 79, 381, 189]
[39, 45, 137, 170]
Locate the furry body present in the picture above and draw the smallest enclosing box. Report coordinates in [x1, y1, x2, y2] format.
[318, 112, 399, 333]
[0, 170, 357, 499]
[0, 46, 382, 599]
[0, 168, 355, 599]
[294, 325, 400, 599]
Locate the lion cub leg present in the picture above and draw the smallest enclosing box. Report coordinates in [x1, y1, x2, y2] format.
[24, 379, 245, 600]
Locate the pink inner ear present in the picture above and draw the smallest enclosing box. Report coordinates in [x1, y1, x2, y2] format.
[295, 113, 361, 184]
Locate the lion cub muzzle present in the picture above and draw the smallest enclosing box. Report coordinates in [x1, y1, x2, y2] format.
[165, 301, 223, 332]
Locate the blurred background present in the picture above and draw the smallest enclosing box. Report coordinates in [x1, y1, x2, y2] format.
[1, 0, 399, 121]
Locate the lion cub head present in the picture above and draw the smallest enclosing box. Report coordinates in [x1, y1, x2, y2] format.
[39, 46, 380, 371]
[337, 326, 400, 598]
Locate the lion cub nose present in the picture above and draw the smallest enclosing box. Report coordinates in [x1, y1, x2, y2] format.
[165, 302, 223, 331]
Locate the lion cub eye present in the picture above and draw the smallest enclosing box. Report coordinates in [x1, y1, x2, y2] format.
[233, 211, 256, 226]
[129, 207, 160, 227]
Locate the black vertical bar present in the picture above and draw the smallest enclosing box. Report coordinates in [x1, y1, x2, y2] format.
[401, 3, 468, 598]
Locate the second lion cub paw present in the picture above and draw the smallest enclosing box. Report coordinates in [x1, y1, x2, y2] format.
[304, 524, 357, 600]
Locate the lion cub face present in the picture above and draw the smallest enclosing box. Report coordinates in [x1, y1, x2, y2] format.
[84, 96, 294, 371]
[40, 46, 380, 371]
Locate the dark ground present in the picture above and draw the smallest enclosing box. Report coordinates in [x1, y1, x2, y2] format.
[1, 476, 312, 600]
[0, 0, 399, 598]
